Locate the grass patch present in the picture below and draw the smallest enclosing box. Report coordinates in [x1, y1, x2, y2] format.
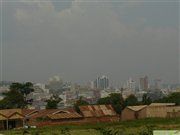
[0, 118, 179, 135]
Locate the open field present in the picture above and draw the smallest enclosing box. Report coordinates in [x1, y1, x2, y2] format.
[1, 118, 180, 135]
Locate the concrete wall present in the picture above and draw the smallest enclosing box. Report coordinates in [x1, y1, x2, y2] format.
[138, 108, 147, 119]
[121, 108, 147, 121]
[146, 106, 168, 118]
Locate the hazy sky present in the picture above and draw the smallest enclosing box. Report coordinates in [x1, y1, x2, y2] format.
[0, 0, 179, 86]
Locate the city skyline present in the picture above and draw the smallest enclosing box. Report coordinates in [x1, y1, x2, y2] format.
[0, 0, 179, 85]
[1, 74, 178, 90]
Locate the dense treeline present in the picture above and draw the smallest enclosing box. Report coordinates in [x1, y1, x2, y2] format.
[155, 92, 180, 105]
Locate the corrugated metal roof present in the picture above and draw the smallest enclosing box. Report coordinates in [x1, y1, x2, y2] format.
[0, 109, 22, 116]
[48, 112, 82, 120]
[8, 112, 24, 120]
[29, 108, 77, 119]
[0, 113, 8, 120]
[79, 105, 117, 117]
[29, 109, 60, 119]
[149, 103, 175, 106]
[22, 109, 39, 116]
[127, 105, 147, 111]
[0, 109, 24, 120]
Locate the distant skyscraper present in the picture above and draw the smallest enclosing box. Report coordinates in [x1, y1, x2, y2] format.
[89, 81, 95, 89]
[139, 76, 149, 91]
[94, 75, 109, 90]
[126, 78, 136, 91]
[154, 79, 162, 89]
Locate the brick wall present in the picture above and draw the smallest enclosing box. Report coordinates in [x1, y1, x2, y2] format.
[35, 116, 119, 127]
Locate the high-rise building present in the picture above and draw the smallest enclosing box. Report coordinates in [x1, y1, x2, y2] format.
[126, 78, 136, 91]
[89, 81, 95, 89]
[94, 75, 109, 90]
[139, 76, 149, 91]
[154, 79, 162, 89]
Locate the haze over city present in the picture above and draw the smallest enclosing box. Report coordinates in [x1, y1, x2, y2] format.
[0, 0, 179, 85]
[0, 1, 180, 133]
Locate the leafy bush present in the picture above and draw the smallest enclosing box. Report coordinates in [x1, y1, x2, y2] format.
[138, 125, 153, 135]
[61, 127, 71, 135]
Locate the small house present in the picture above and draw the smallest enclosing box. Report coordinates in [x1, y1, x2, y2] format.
[121, 103, 180, 121]
[0, 109, 24, 130]
[146, 103, 176, 118]
[121, 105, 147, 121]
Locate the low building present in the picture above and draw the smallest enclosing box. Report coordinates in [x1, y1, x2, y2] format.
[121, 105, 147, 121]
[0, 109, 24, 130]
[22, 109, 39, 126]
[23, 108, 81, 127]
[79, 105, 119, 123]
[167, 106, 180, 118]
[121, 103, 180, 121]
[23, 105, 119, 127]
[146, 103, 176, 118]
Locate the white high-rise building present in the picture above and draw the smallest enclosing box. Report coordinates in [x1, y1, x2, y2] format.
[94, 75, 109, 90]
[90, 81, 95, 89]
[126, 78, 136, 91]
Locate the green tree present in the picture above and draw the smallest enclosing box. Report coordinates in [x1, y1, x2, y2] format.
[74, 97, 89, 113]
[0, 89, 26, 109]
[97, 97, 111, 105]
[46, 95, 62, 109]
[157, 92, 180, 105]
[10, 82, 34, 96]
[142, 94, 152, 105]
[125, 94, 138, 106]
[46, 100, 59, 109]
[97, 93, 124, 114]
[0, 82, 34, 109]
